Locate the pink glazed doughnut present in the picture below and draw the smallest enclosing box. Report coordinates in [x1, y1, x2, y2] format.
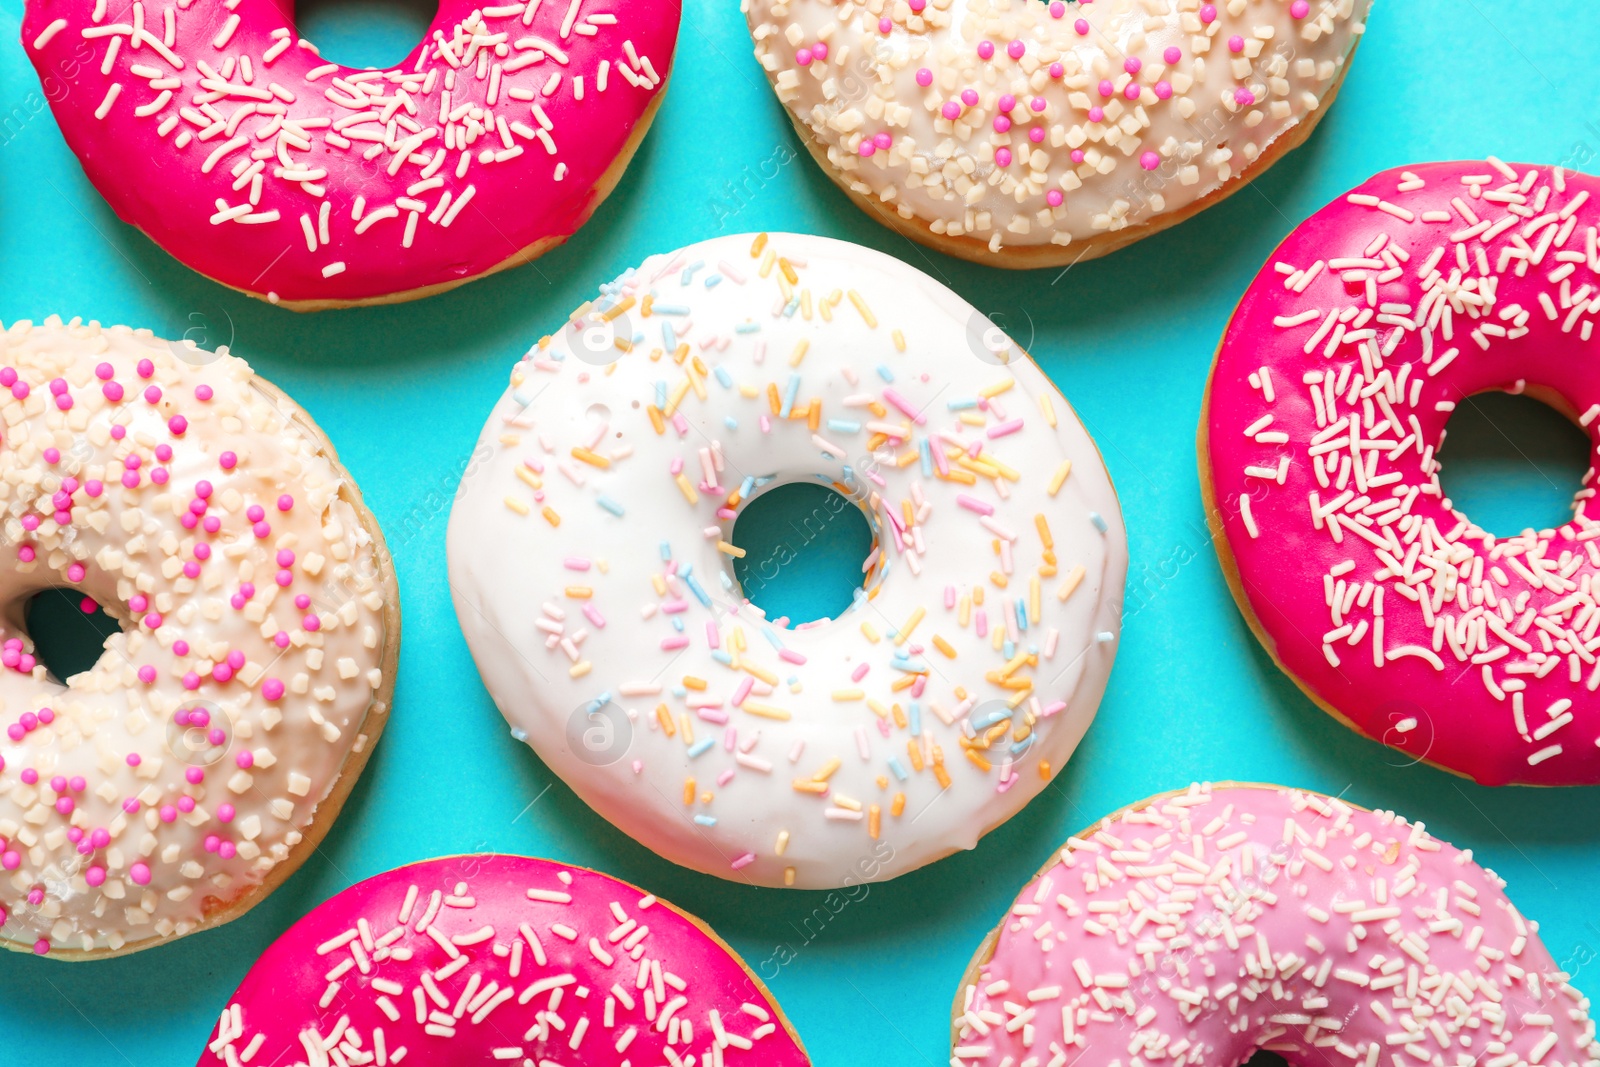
[196, 854, 810, 1067]
[20, 0, 677, 310]
[953, 783, 1599, 1067]
[1204, 160, 1600, 786]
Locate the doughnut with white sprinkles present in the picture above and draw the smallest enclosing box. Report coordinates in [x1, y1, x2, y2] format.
[744, 0, 1368, 267]
[953, 782, 1598, 1067]
[447, 233, 1127, 889]
[19, 0, 678, 309]
[1205, 160, 1600, 786]
[195, 855, 810, 1067]
[0, 318, 398, 957]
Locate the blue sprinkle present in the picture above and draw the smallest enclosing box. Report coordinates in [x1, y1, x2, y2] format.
[510, 726, 528, 742]
[1097, 630, 1116, 643]
[971, 706, 1013, 731]
[1015, 598, 1028, 632]
[724, 416, 739, 430]
[705, 275, 723, 289]
[780, 374, 801, 419]
[655, 380, 668, 408]
[947, 397, 979, 410]
[1003, 638, 1016, 660]
[681, 261, 704, 285]
[739, 476, 755, 499]
[718, 571, 735, 591]
[687, 738, 715, 759]
[909, 702, 923, 737]
[671, 616, 685, 632]
[1090, 511, 1108, 533]
[670, 684, 687, 698]
[711, 650, 734, 666]
[597, 496, 625, 517]
[685, 574, 712, 607]
[761, 628, 785, 651]
[1010, 734, 1036, 757]
[652, 303, 691, 316]
[659, 540, 672, 561]
[783, 296, 800, 318]
[714, 366, 734, 389]
[661, 323, 676, 355]
[693, 814, 718, 826]
[735, 321, 761, 334]
[827, 419, 862, 434]
[918, 438, 933, 476]
[876, 364, 894, 382]
[888, 757, 909, 782]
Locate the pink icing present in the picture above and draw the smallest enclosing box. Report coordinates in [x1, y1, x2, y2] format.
[20, 0, 678, 305]
[1206, 160, 1600, 786]
[957, 784, 1597, 1067]
[196, 854, 809, 1066]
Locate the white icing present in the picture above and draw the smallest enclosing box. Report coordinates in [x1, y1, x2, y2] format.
[448, 234, 1126, 889]
[746, 0, 1368, 254]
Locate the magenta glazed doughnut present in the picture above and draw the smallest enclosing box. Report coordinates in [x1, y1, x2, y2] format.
[196, 854, 810, 1067]
[19, 0, 678, 309]
[1204, 160, 1600, 786]
[953, 783, 1599, 1067]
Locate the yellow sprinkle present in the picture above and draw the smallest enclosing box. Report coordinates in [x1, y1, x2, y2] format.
[1040, 394, 1058, 427]
[958, 593, 971, 628]
[892, 329, 906, 352]
[602, 295, 635, 321]
[812, 757, 841, 782]
[682, 676, 707, 691]
[750, 232, 768, 258]
[716, 541, 746, 558]
[571, 446, 611, 469]
[791, 778, 828, 794]
[891, 792, 906, 817]
[569, 660, 592, 678]
[674, 474, 699, 506]
[775, 830, 789, 856]
[741, 660, 777, 685]
[672, 343, 690, 365]
[515, 465, 543, 490]
[989, 571, 1009, 589]
[890, 674, 917, 692]
[866, 699, 892, 720]
[932, 762, 952, 789]
[759, 247, 776, 278]
[679, 714, 693, 745]
[640, 294, 654, 317]
[932, 635, 957, 658]
[979, 377, 1015, 398]
[831, 688, 864, 701]
[848, 290, 877, 327]
[1029, 576, 1041, 626]
[505, 496, 530, 515]
[683, 778, 696, 805]
[655, 704, 675, 736]
[1057, 564, 1086, 601]
[498, 433, 521, 446]
[783, 867, 796, 886]
[777, 257, 798, 286]
[1048, 460, 1072, 496]
[894, 607, 925, 645]
[789, 339, 809, 367]
[1035, 514, 1054, 549]
[966, 750, 993, 772]
[563, 586, 592, 599]
[743, 702, 792, 721]
[868, 804, 881, 840]
[540, 506, 561, 527]
[831, 794, 862, 812]
[663, 378, 690, 417]
[647, 406, 665, 434]
[1038, 760, 1052, 780]
[860, 621, 881, 643]
[957, 411, 986, 427]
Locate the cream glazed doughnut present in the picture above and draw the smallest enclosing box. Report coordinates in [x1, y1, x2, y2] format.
[0, 319, 398, 957]
[196, 855, 810, 1067]
[1204, 160, 1600, 786]
[953, 783, 1599, 1067]
[20, 0, 677, 310]
[448, 232, 1127, 889]
[745, 0, 1369, 268]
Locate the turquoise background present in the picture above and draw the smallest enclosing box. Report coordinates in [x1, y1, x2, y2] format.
[3, 0, 1600, 1061]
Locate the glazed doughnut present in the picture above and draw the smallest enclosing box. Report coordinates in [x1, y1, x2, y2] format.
[197, 854, 810, 1066]
[953, 782, 1599, 1067]
[745, 0, 1369, 268]
[0, 318, 398, 957]
[20, 0, 677, 310]
[1203, 160, 1600, 786]
[448, 232, 1126, 889]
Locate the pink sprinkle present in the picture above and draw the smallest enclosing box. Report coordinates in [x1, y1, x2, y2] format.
[915, 67, 932, 87]
[960, 88, 979, 106]
[1200, 3, 1216, 21]
[1140, 151, 1161, 170]
[129, 862, 151, 885]
[1006, 40, 1024, 59]
[1047, 189, 1065, 207]
[1228, 34, 1244, 52]
[957, 494, 995, 516]
[731, 676, 753, 706]
[1098, 79, 1114, 97]
[1234, 87, 1256, 106]
[1074, 18, 1089, 34]
[217, 804, 235, 823]
[729, 853, 755, 870]
[881, 388, 927, 424]
[582, 604, 607, 628]
[1291, 0, 1309, 15]
[236, 751, 254, 769]
[851, 662, 870, 683]
[1155, 81, 1173, 100]
[987, 417, 1025, 438]
[778, 648, 807, 665]
[1164, 46, 1182, 64]
[995, 147, 1012, 168]
[263, 678, 285, 701]
[977, 40, 994, 60]
[661, 635, 689, 651]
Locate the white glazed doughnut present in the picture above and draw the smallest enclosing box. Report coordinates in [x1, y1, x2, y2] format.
[0, 318, 398, 958]
[448, 233, 1126, 889]
[745, 0, 1370, 267]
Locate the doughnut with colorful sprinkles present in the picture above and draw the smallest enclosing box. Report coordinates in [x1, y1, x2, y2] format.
[447, 233, 1127, 889]
[195, 854, 811, 1067]
[744, 0, 1369, 268]
[0, 318, 398, 958]
[1204, 161, 1600, 786]
[19, 0, 678, 309]
[953, 782, 1599, 1067]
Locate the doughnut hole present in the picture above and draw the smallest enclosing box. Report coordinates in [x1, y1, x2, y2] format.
[729, 480, 875, 626]
[1436, 389, 1591, 539]
[21, 588, 123, 684]
[295, 0, 438, 69]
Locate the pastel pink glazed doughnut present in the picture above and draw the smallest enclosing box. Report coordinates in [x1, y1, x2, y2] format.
[0, 318, 398, 958]
[196, 854, 811, 1067]
[953, 782, 1599, 1067]
[20, 0, 677, 310]
[1204, 160, 1600, 786]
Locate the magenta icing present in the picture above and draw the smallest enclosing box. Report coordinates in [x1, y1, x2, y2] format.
[1206, 160, 1600, 786]
[956, 783, 1598, 1067]
[20, 0, 678, 306]
[196, 854, 810, 1066]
